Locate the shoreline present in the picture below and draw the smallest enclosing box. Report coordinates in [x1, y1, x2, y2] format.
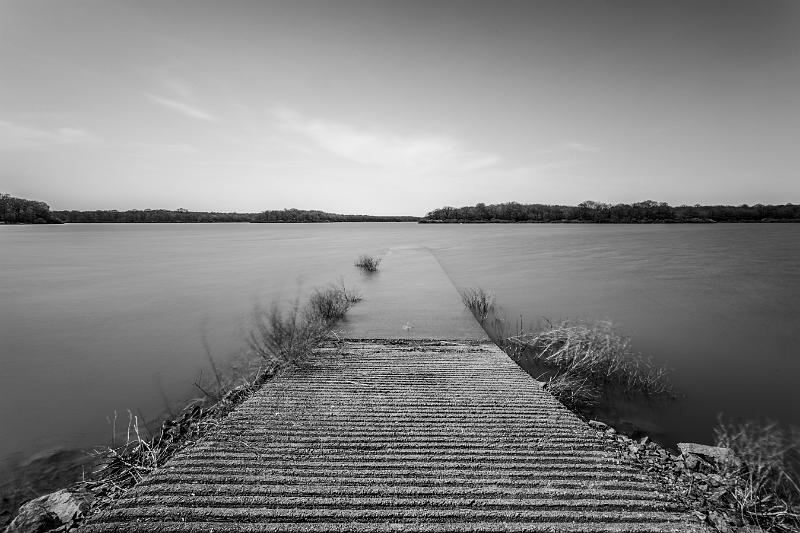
[1, 359, 285, 531]
[69, 340, 707, 532]
[419, 218, 800, 224]
[3, 339, 771, 533]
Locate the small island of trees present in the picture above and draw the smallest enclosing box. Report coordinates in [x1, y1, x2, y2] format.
[421, 201, 800, 224]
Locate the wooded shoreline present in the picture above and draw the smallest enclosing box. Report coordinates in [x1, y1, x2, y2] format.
[3, 193, 799, 224]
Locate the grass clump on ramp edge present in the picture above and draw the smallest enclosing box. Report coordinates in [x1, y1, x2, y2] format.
[540, 372, 601, 411]
[458, 287, 673, 409]
[249, 283, 360, 367]
[509, 319, 673, 399]
[306, 283, 362, 325]
[79, 282, 360, 527]
[461, 287, 495, 324]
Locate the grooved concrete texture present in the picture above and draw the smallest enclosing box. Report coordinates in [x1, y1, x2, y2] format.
[84, 341, 704, 532]
[341, 247, 488, 340]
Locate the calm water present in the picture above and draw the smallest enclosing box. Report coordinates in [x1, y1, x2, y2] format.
[1, 223, 799, 495]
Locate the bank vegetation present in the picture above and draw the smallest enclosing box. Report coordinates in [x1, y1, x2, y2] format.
[67, 283, 360, 529]
[424, 200, 800, 224]
[461, 286, 800, 532]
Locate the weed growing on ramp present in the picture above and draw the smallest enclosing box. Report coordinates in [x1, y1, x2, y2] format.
[355, 254, 381, 273]
[461, 287, 495, 324]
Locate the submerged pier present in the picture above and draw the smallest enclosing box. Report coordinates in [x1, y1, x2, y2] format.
[85, 249, 702, 532]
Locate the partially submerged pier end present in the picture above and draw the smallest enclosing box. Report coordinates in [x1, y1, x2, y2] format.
[85, 249, 704, 532]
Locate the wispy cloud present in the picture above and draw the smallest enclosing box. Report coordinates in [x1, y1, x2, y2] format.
[121, 141, 199, 157]
[146, 94, 216, 122]
[273, 107, 500, 174]
[564, 141, 600, 153]
[0, 119, 98, 150]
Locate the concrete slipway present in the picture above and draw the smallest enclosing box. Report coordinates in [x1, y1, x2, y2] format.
[84, 248, 704, 532]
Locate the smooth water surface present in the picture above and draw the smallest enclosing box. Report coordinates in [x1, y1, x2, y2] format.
[1, 223, 799, 496]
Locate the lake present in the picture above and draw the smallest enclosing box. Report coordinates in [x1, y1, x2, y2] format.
[1, 223, 799, 503]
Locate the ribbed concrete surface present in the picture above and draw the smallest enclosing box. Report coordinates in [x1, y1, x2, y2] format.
[85, 341, 703, 532]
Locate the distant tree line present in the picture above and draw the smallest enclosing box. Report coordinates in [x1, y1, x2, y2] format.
[251, 209, 418, 223]
[2, 193, 420, 224]
[49, 207, 419, 223]
[0, 193, 62, 224]
[421, 201, 800, 224]
[8, 192, 797, 225]
[52, 208, 254, 223]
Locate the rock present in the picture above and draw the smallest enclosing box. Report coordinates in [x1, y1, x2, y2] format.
[736, 526, 765, 533]
[3, 504, 59, 533]
[5, 489, 92, 533]
[0, 511, 12, 531]
[588, 420, 610, 431]
[684, 453, 701, 471]
[678, 442, 739, 466]
[617, 417, 665, 437]
[708, 510, 732, 533]
[707, 489, 726, 503]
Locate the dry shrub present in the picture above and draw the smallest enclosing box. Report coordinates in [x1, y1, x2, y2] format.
[248, 300, 328, 367]
[306, 284, 361, 325]
[85, 281, 361, 525]
[509, 319, 672, 397]
[355, 254, 381, 273]
[542, 371, 601, 410]
[714, 418, 800, 531]
[249, 283, 360, 367]
[88, 366, 273, 520]
[461, 287, 495, 324]
[459, 288, 671, 408]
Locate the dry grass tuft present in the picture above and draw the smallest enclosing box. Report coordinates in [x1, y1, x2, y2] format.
[714, 418, 800, 532]
[461, 287, 495, 324]
[83, 281, 361, 525]
[458, 288, 673, 409]
[249, 283, 359, 367]
[355, 254, 381, 273]
[508, 319, 672, 397]
[306, 283, 362, 325]
[87, 365, 273, 518]
[248, 300, 329, 367]
[541, 371, 601, 410]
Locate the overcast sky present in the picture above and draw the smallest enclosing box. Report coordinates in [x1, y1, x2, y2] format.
[1, 0, 798, 215]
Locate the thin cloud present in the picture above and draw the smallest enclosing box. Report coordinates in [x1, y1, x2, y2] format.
[146, 94, 216, 122]
[121, 141, 199, 157]
[0, 119, 98, 150]
[565, 141, 600, 153]
[273, 107, 500, 174]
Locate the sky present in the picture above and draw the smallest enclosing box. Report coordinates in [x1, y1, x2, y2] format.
[1, 0, 798, 216]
